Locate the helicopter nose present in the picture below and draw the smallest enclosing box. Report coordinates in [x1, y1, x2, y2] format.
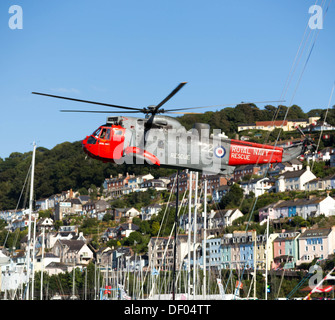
[82, 136, 89, 150]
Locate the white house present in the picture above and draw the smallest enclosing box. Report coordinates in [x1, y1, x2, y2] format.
[126, 173, 155, 192]
[298, 194, 335, 219]
[208, 209, 243, 228]
[141, 204, 162, 220]
[34, 252, 61, 272]
[139, 179, 167, 192]
[240, 177, 273, 197]
[276, 165, 316, 192]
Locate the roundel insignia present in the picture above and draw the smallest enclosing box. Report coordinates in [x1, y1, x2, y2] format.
[214, 146, 226, 158]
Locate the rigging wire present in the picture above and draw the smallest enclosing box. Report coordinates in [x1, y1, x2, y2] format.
[311, 82, 335, 171]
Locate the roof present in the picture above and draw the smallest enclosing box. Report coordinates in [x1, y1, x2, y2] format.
[280, 168, 307, 179]
[119, 223, 140, 231]
[58, 239, 86, 251]
[255, 120, 288, 126]
[299, 228, 332, 239]
[274, 197, 327, 208]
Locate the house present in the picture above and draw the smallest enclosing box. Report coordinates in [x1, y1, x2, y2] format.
[126, 173, 155, 193]
[101, 227, 118, 242]
[304, 178, 327, 192]
[167, 171, 197, 193]
[78, 195, 90, 204]
[139, 179, 167, 192]
[35, 198, 50, 211]
[141, 203, 162, 220]
[45, 225, 80, 249]
[54, 199, 82, 221]
[208, 209, 244, 229]
[238, 117, 320, 132]
[268, 159, 303, 176]
[52, 239, 94, 266]
[219, 230, 278, 270]
[82, 199, 110, 218]
[233, 165, 260, 181]
[112, 207, 140, 222]
[240, 177, 274, 197]
[104, 173, 133, 197]
[34, 252, 60, 272]
[212, 185, 230, 202]
[276, 165, 316, 192]
[297, 227, 335, 265]
[97, 247, 133, 270]
[203, 174, 228, 196]
[36, 217, 54, 232]
[259, 195, 335, 222]
[294, 194, 335, 220]
[272, 230, 300, 269]
[47, 194, 62, 209]
[148, 235, 189, 271]
[199, 237, 223, 269]
[118, 223, 140, 238]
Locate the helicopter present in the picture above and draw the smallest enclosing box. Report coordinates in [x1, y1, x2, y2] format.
[32, 82, 316, 178]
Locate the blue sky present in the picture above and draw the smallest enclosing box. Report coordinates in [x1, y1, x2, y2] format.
[0, 0, 334, 159]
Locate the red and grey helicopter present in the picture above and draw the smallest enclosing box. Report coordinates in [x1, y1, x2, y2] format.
[32, 82, 316, 177]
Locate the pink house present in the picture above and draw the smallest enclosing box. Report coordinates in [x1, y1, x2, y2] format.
[272, 230, 300, 269]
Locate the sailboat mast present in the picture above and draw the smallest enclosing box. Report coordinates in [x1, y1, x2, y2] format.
[26, 142, 36, 300]
[187, 171, 193, 299]
[265, 217, 270, 300]
[172, 170, 179, 300]
[193, 172, 198, 299]
[40, 227, 45, 300]
[203, 178, 207, 300]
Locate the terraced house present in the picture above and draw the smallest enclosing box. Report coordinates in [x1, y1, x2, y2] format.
[272, 230, 300, 269]
[297, 227, 335, 265]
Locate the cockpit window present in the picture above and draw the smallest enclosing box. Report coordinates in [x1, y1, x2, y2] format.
[99, 128, 111, 140]
[93, 128, 101, 137]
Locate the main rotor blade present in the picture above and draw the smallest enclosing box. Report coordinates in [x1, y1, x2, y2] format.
[32, 92, 143, 112]
[60, 110, 140, 113]
[154, 82, 187, 112]
[165, 100, 286, 112]
[165, 111, 203, 114]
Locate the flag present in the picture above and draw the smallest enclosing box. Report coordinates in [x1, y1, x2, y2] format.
[235, 280, 243, 289]
[104, 285, 111, 294]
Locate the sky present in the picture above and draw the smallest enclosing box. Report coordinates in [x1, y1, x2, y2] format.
[0, 0, 334, 159]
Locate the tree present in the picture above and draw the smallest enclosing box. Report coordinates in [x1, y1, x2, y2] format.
[151, 221, 160, 236]
[220, 183, 244, 209]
